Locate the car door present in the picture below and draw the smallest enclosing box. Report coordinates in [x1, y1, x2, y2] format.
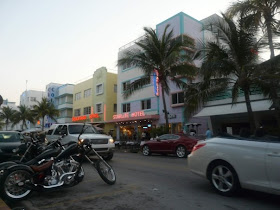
[164, 134, 179, 152]
[149, 134, 169, 152]
[157, 134, 176, 152]
[266, 139, 280, 190]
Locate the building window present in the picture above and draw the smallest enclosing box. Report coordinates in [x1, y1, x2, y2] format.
[30, 97, 36, 102]
[114, 84, 117, 93]
[74, 109, 81, 116]
[114, 104, 117, 112]
[172, 92, 184, 105]
[59, 97, 66, 105]
[75, 92, 81, 101]
[141, 99, 151, 110]
[96, 103, 103, 113]
[96, 84, 103, 95]
[84, 106, 91, 115]
[84, 89, 91, 98]
[122, 103, 130, 112]
[122, 81, 130, 92]
[122, 63, 133, 71]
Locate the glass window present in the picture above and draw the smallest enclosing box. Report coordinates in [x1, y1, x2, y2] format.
[141, 99, 151, 110]
[84, 89, 91, 98]
[30, 97, 36, 102]
[68, 124, 97, 134]
[54, 125, 63, 135]
[0, 132, 21, 142]
[114, 84, 117, 93]
[171, 92, 184, 105]
[47, 129, 54, 135]
[75, 92, 81, 101]
[84, 106, 91, 115]
[74, 109, 81, 116]
[114, 104, 117, 112]
[122, 81, 130, 92]
[96, 103, 102, 113]
[122, 103, 130, 112]
[96, 84, 103, 95]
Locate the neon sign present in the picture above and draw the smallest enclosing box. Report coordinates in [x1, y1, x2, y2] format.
[72, 113, 99, 122]
[113, 111, 145, 120]
[153, 69, 159, 96]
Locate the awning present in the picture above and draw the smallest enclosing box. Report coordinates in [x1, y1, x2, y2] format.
[194, 100, 272, 117]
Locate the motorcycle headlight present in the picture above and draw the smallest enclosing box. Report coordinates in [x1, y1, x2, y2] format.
[109, 138, 114, 144]
[78, 139, 84, 145]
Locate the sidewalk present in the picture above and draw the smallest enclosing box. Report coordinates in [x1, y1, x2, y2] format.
[0, 199, 10, 210]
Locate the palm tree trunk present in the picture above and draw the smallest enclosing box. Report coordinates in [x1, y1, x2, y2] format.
[266, 21, 275, 58]
[42, 116, 45, 131]
[244, 89, 256, 133]
[161, 87, 169, 132]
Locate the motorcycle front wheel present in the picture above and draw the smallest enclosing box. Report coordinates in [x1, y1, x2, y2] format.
[0, 168, 33, 201]
[95, 160, 116, 185]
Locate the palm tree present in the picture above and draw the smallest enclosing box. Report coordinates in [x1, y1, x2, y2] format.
[185, 14, 263, 132]
[12, 105, 35, 131]
[32, 98, 59, 131]
[0, 106, 16, 130]
[118, 25, 196, 131]
[226, 0, 280, 58]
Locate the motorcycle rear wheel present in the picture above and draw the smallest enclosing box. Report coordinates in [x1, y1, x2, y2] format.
[95, 160, 116, 185]
[0, 168, 33, 201]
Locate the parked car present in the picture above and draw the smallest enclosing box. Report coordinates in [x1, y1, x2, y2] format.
[188, 135, 280, 196]
[140, 133, 198, 158]
[0, 131, 24, 162]
[46, 123, 115, 160]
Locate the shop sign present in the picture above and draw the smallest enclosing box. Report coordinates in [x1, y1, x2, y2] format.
[72, 113, 99, 122]
[168, 114, 176, 119]
[113, 111, 145, 120]
[153, 69, 159, 96]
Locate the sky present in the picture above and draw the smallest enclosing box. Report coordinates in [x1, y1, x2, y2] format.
[0, 0, 247, 105]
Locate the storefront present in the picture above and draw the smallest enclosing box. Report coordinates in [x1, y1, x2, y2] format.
[107, 111, 160, 141]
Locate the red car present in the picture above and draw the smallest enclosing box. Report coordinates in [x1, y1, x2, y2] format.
[141, 133, 198, 158]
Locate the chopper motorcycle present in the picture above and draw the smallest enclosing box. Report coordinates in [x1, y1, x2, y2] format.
[0, 132, 116, 201]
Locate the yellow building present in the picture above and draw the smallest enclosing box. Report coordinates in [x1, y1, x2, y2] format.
[72, 67, 117, 137]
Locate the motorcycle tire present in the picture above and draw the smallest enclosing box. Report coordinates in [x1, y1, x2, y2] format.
[0, 168, 33, 201]
[95, 159, 116, 185]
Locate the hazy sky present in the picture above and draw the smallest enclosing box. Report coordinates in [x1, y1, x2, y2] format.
[1, 0, 234, 104]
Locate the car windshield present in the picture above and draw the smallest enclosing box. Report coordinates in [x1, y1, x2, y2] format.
[0, 132, 21, 142]
[68, 125, 97, 134]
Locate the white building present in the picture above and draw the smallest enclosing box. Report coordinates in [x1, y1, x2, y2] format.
[20, 90, 46, 108]
[55, 84, 74, 124]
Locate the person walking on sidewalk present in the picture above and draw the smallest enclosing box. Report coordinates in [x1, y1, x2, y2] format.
[205, 128, 212, 139]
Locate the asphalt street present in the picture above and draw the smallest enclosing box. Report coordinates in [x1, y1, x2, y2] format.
[7, 151, 280, 210]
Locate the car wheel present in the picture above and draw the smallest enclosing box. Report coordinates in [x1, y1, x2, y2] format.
[142, 145, 150, 156]
[102, 153, 114, 161]
[176, 145, 186, 158]
[209, 161, 240, 196]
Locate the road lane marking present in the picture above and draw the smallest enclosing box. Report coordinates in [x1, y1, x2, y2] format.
[39, 184, 140, 209]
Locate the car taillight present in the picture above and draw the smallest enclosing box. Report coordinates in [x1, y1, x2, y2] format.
[191, 143, 206, 153]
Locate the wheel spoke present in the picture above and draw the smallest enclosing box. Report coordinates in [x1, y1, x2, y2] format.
[224, 180, 232, 189]
[218, 166, 223, 176]
[224, 170, 232, 178]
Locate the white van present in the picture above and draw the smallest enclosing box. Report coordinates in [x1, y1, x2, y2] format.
[46, 123, 115, 160]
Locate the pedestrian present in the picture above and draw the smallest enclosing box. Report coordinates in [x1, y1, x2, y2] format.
[205, 128, 212, 139]
[141, 131, 146, 140]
